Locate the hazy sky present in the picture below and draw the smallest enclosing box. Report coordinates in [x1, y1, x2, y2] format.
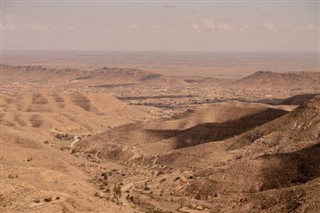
[1, 0, 319, 52]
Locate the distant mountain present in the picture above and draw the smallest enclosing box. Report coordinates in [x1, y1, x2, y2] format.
[90, 67, 189, 86]
[2, 64, 320, 89]
[231, 71, 320, 89]
[1, 64, 86, 83]
[1, 64, 189, 86]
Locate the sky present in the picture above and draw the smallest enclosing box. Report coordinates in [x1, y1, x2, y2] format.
[1, 0, 319, 52]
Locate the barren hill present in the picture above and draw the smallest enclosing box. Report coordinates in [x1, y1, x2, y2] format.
[0, 90, 160, 212]
[164, 96, 320, 211]
[1, 64, 189, 86]
[178, 96, 320, 207]
[0, 131, 136, 213]
[73, 102, 292, 160]
[156, 96, 320, 212]
[88, 67, 190, 86]
[2, 63, 320, 212]
[229, 95, 320, 154]
[1, 64, 86, 84]
[3, 64, 320, 89]
[71, 96, 320, 212]
[231, 71, 320, 90]
[0, 91, 158, 140]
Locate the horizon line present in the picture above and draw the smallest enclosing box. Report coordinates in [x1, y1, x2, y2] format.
[2, 50, 319, 54]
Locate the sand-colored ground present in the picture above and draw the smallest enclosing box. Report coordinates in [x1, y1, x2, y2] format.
[1, 64, 319, 212]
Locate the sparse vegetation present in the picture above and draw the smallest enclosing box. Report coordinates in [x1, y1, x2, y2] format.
[8, 174, 18, 179]
[144, 182, 150, 191]
[32, 93, 48, 105]
[146, 208, 164, 213]
[101, 172, 108, 180]
[113, 184, 122, 197]
[43, 197, 52, 202]
[2, 63, 320, 213]
[60, 146, 71, 151]
[54, 133, 73, 140]
[33, 199, 40, 203]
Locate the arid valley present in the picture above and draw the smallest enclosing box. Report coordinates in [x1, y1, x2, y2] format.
[1, 1, 320, 213]
[1, 53, 320, 213]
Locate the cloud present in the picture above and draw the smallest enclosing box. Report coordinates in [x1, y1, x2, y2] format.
[1, 23, 18, 32]
[1, 12, 90, 34]
[190, 17, 236, 33]
[2, 15, 84, 34]
[216, 22, 236, 32]
[2, 13, 48, 33]
[4, 13, 16, 20]
[26, 23, 48, 32]
[2, 13, 18, 31]
[162, 5, 177, 9]
[191, 23, 203, 33]
[66, 25, 80, 32]
[301, 24, 318, 31]
[264, 20, 277, 31]
[239, 25, 251, 32]
[257, 9, 276, 16]
[201, 18, 216, 31]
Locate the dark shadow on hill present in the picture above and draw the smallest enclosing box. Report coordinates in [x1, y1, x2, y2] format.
[258, 142, 320, 190]
[146, 108, 288, 149]
[280, 93, 319, 105]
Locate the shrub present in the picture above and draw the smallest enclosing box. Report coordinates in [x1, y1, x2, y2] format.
[33, 199, 40, 203]
[113, 184, 122, 197]
[8, 174, 18, 179]
[43, 197, 52, 202]
[144, 182, 150, 191]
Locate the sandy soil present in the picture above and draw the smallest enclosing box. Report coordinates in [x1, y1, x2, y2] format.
[1, 64, 319, 213]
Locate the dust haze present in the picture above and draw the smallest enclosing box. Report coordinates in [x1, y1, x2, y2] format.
[1, 1, 320, 213]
